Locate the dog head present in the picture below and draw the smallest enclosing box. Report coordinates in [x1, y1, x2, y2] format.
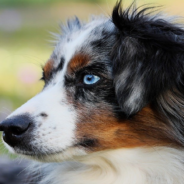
[1, 1, 184, 162]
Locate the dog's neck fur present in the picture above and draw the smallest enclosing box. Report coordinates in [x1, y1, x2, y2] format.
[30, 147, 184, 184]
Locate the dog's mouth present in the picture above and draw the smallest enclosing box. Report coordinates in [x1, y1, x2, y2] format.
[14, 147, 64, 160]
[12, 145, 87, 162]
[2, 137, 87, 162]
[0, 113, 86, 162]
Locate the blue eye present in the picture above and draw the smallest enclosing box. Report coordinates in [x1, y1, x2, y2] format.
[83, 74, 100, 85]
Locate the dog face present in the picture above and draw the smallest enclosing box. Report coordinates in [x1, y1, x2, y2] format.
[0, 17, 119, 160]
[1, 2, 184, 162]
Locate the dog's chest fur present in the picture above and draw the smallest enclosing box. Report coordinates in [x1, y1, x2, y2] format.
[30, 147, 184, 184]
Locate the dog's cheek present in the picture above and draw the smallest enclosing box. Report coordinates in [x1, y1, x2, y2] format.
[74, 105, 131, 152]
[74, 104, 179, 152]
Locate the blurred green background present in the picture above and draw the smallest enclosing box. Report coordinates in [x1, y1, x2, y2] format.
[0, 0, 184, 155]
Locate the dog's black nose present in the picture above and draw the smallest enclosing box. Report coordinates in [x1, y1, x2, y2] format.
[0, 114, 31, 147]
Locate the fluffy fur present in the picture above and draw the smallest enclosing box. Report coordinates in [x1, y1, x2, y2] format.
[29, 147, 184, 184]
[1, 1, 184, 184]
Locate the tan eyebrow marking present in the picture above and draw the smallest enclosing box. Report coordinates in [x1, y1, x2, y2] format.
[67, 53, 90, 74]
[43, 58, 54, 79]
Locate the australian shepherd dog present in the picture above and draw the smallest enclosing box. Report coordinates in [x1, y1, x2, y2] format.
[1, 1, 184, 183]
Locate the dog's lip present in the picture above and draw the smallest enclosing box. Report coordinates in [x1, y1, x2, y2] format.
[14, 147, 65, 157]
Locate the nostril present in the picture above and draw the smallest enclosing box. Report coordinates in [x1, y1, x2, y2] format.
[14, 127, 22, 135]
[0, 114, 32, 147]
[0, 118, 31, 136]
[11, 124, 30, 136]
[13, 127, 24, 135]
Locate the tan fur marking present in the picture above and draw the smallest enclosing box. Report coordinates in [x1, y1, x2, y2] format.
[43, 59, 54, 79]
[75, 105, 179, 152]
[67, 54, 90, 74]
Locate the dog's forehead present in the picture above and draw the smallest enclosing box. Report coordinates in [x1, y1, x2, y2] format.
[48, 17, 115, 69]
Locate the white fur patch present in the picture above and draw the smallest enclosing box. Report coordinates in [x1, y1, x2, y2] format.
[29, 147, 184, 184]
[6, 77, 77, 156]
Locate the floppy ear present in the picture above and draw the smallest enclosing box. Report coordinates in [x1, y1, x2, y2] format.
[111, 1, 184, 116]
[111, 35, 152, 115]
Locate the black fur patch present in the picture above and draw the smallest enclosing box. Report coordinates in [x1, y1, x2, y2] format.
[77, 138, 98, 148]
[65, 62, 112, 103]
[56, 57, 65, 71]
[111, 0, 184, 115]
[111, 1, 184, 145]
[43, 57, 65, 85]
